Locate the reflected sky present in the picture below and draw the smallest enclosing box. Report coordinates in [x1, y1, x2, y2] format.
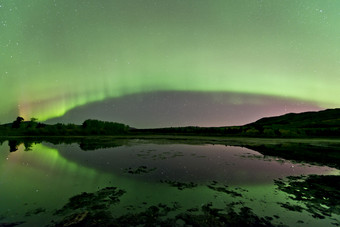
[0, 141, 339, 226]
[53, 142, 337, 185]
[0, 143, 112, 225]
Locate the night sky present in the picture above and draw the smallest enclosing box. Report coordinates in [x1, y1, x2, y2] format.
[1, 0, 339, 126]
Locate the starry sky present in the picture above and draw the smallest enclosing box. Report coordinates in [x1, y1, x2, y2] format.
[1, 0, 339, 126]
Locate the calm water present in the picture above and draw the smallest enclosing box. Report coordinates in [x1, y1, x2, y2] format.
[0, 139, 339, 226]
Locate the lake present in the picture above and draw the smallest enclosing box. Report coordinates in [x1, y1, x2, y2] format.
[0, 138, 339, 226]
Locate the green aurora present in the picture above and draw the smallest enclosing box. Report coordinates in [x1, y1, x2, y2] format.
[1, 0, 339, 122]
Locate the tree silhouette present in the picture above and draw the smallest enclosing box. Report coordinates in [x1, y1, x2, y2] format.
[12, 116, 24, 128]
[30, 117, 38, 122]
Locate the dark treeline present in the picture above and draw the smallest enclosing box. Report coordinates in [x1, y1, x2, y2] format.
[0, 118, 130, 136]
[132, 125, 340, 138]
[3, 118, 340, 138]
[1, 108, 340, 138]
[134, 108, 340, 138]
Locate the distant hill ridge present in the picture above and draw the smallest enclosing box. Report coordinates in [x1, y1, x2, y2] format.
[1, 108, 340, 138]
[247, 108, 340, 128]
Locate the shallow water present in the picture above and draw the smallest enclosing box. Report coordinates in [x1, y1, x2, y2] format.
[0, 139, 339, 226]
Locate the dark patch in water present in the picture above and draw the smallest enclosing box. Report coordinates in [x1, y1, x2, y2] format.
[186, 207, 199, 212]
[115, 202, 181, 226]
[237, 153, 285, 164]
[0, 221, 26, 227]
[123, 166, 157, 175]
[207, 182, 243, 198]
[136, 150, 184, 160]
[25, 207, 46, 217]
[160, 180, 198, 190]
[177, 203, 280, 227]
[190, 153, 207, 158]
[275, 175, 340, 219]
[51, 186, 282, 227]
[55, 187, 126, 216]
[277, 202, 304, 213]
[246, 143, 340, 169]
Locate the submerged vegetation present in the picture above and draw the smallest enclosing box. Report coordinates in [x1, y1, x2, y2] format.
[52, 186, 280, 227]
[275, 175, 340, 221]
[0, 135, 339, 226]
[1, 109, 340, 226]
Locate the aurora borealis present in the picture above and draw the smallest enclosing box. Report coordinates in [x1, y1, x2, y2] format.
[1, 0, 340, 126]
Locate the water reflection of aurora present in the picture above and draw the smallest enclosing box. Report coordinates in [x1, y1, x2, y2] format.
[0, 143, 105, 214]
[0, 141, 339, 226]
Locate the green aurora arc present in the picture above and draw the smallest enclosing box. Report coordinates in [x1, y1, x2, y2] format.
[1, 0, 339, 122]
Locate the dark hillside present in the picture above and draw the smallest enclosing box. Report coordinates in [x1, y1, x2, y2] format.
[248, 108, 340, 128]
[1, 109, 340, 138]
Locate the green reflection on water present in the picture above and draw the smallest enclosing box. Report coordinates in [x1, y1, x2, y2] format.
[0, 143, 114, 225]
[0, 141, 339, 226]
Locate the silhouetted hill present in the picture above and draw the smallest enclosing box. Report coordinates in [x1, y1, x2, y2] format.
[247, 108, 340, 128]
[239, 108, 340, 137]
[1, 108, 340, 138]
[133, 108, 340, 138]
